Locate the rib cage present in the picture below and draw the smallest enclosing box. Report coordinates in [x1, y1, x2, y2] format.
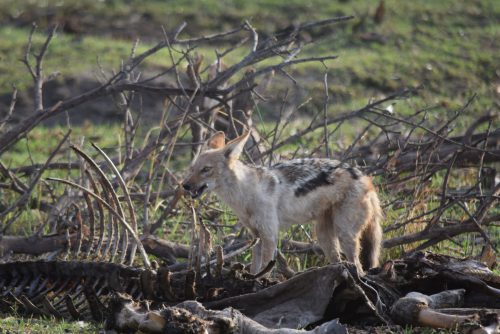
[46, 144, 151, 268]
[0, 261, 144, 321]
[0, 260, 273, 322]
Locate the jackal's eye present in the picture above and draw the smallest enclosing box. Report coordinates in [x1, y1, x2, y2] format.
[201, 166, 212, 173]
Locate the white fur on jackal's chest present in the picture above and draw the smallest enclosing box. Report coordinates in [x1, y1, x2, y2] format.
[214, 158, 365, 232]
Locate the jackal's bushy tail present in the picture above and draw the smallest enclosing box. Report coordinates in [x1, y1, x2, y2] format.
[360, 191, 383, 270]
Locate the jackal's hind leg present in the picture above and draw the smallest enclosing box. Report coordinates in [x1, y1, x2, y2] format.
[315, 212, 341, 264]
[334, 199, 370, 274]
[339, 235, 363, 273]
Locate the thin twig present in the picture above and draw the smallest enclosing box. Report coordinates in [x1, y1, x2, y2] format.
[1, 130, 71, 231]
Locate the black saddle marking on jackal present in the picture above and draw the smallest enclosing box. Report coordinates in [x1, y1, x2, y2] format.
[271, 159, 346, 196]
[294, 167, 336, 197]
[272, 159, 314, 183]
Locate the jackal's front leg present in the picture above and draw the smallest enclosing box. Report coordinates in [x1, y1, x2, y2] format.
[249, 215, 278, 274]
[259, 235, 277, 271]
[250, 240, 262, 274]
[241, 220, 263, 274]
[251, 238, 277, 274]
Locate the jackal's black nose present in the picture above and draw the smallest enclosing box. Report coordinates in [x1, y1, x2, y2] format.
[182, 183, 191, 191]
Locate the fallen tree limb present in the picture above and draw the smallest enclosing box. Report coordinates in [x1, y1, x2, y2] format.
[281, 239, 324, 255]
[390, 290, 499, 333]
[142, 235, 190, 264]
[0, 233, 78, 256]
[383, 215, 500, 249]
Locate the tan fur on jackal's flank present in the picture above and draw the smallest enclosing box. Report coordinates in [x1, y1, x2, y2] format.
[183, 131, 383, 274]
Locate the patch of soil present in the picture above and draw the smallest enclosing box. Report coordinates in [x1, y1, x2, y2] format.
[0, 76, 168, 127]
[2, 6, 171, 42]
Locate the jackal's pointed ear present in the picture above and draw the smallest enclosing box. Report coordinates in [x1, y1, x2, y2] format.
[207, 131, 226, 150]
[223, 131, 251, 161]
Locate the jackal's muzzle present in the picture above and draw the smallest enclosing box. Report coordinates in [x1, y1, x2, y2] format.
[182, 183, 207, 199]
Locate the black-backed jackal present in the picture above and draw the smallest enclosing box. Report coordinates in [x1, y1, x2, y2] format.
[182, 131, 383, 274]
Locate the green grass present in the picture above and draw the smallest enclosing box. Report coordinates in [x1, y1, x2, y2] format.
[0, 315, 99, 333]
[2, 124, 123, 167]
